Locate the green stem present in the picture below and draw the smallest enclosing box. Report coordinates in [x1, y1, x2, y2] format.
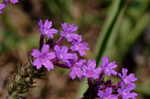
[95, 0, 125, 65]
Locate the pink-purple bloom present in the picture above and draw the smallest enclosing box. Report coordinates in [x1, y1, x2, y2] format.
[116, 68, 138, 99]
[61, 23, 78, 36]
[9, 0, 19, 4]
[83, 59, 101, 79]
[54, 45, 78, 66]
[38, 20, 58, 38]
[99, 56, 117, 76]
[71, 42, 89, 56]
[69, 59, 86, 79]
[0, 0, 19, 14]
[61, 23, 82, 43]
[96, 64, 137, 99]
[0, 3, 5, 14]
[117, 82, 137, 99]
[98, 88, 118, 99]
[4, 0, 19, 3]
[31, 44, 56, 70]
[32, 20, 89, 71]
[119, 68, 137, 84]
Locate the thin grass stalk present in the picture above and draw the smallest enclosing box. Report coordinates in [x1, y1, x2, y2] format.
[95, 0, 125, 65]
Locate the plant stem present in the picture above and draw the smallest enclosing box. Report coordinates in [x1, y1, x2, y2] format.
[7, 61, 45, 99]
[95, 0, 125, 65]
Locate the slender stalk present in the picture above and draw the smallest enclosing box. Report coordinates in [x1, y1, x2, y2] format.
[81, 79, 100, 99]
[95, 0, 125, 65]
[81, 84, 98, 99]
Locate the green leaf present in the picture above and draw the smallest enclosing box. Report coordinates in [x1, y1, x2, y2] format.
[95, 0, 125, 65]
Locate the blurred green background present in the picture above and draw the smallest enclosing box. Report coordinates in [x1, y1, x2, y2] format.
[0, 0, 149, 99]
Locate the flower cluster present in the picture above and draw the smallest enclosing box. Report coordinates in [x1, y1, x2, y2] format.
[0, 0, 19, 14]
[96, 57, 137, 99]
[31, 19, 138, 99]
[32, 20, 89, 78]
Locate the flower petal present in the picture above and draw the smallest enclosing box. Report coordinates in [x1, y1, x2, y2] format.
[31, 49, 40, 58]
[41, 44, 50, 53]
[32, 59, 42, 69]
[43, 60, 54, 71]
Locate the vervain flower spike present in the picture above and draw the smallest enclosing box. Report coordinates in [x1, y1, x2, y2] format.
[31, 19, 138, 99]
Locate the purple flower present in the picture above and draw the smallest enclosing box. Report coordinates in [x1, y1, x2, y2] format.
[38, 20, 58, 38]
[0, 0, 19, 14]
[69, 59, 86, 79]
[118, 83, 137, 99]
[83, 59, 101, 79]
[31, 44, 56, 70]
[98, 88, 118, 99]
[61, 23, 82, 43]
[54, 45, 78, 66]
[61, 23, 78, 35]
[66, 33, 82, 43]
[99, 56, 117, 76]
[9, 0, 19, 4]
[71, 42, 89, 56]
[119, 68, 137, 84]
[4, 0, 19, 4]
[0, 3, 5, 14]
